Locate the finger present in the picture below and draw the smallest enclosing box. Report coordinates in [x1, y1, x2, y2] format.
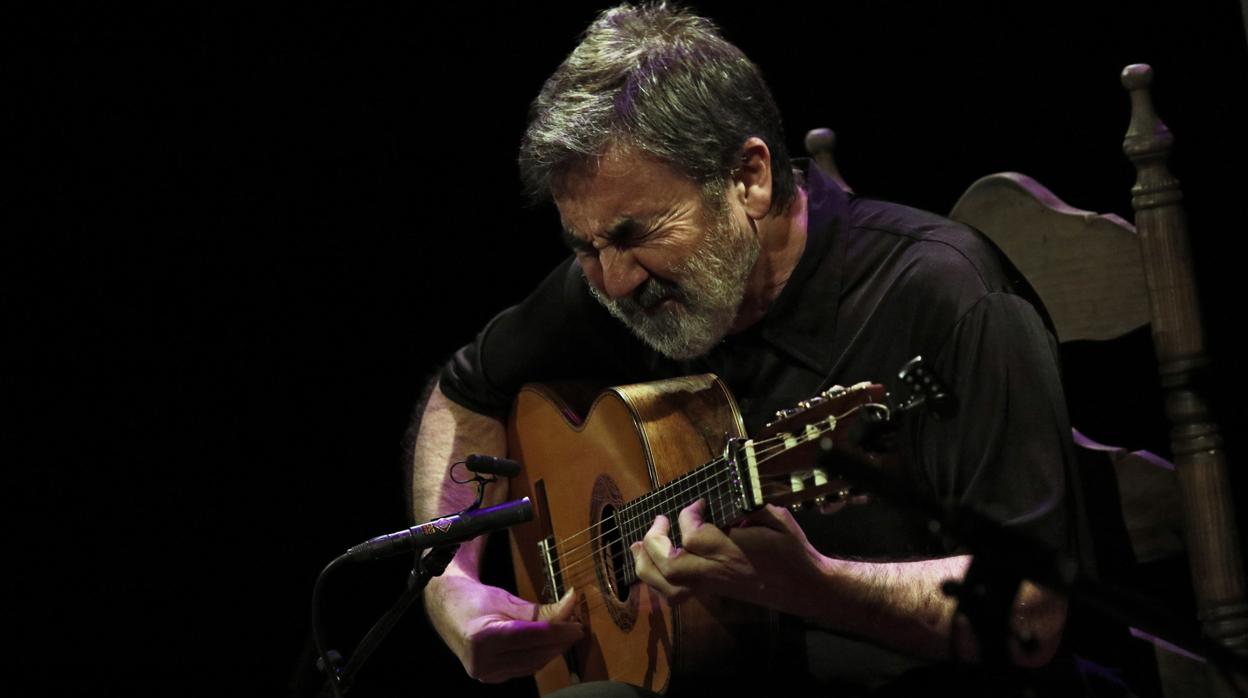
[643, 515, 676, 563]
[631, 541, 690, 602]
[646, 513, 671, 538]
[535, 588, 581, 624]
[677, 498, 706, 534]
[680, 499, 736, 557]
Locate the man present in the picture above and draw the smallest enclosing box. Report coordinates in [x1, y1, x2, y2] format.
[411, 3, 1077, 694]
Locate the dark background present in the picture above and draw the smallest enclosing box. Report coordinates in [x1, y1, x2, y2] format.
[9, 1, 1247, 696]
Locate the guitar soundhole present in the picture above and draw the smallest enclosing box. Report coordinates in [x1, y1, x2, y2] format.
[590, 475, 638, 631]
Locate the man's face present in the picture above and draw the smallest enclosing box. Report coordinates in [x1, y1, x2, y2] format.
[554, 148, 759, 360]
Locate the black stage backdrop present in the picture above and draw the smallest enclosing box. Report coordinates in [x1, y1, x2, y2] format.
[9, 2, 1247, 696]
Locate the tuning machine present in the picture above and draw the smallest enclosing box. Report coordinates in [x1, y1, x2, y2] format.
[770, 383, 866, 426]
[788, 487, 865, 515]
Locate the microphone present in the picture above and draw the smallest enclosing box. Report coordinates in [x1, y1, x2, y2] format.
[343, 498, 533, 562]
[465, 454, 522, 477]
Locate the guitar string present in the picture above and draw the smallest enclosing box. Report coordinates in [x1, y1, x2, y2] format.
[542, 440, 779, 582]
[555, 480, 804, 590]
[541, 414, 851, 586]
[552, 478, 820, 600]
[533, 403, 872, 617]
[545, 411, 851, 567]
[558, 479, 821, 617]
[535, 412, 848, 563]
[559, 475, 749, 615]
[523, 389, 871, 559]
[543, 414, 855, 596]
[543, 465, 737, 592]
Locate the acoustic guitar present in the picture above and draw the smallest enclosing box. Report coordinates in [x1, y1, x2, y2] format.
[506, 373, 887, 694]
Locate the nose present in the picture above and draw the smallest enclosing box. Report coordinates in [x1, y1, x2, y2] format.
[597, 247, 649, 300]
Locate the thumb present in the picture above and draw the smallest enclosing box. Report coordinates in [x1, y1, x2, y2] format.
[536, 588, 580, 623]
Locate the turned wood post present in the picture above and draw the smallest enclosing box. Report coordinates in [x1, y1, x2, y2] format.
[1121, 63, 1248, 666]
[803, 128, 854, 193]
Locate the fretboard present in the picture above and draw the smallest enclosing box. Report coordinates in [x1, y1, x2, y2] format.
[614, 457, 744, 585]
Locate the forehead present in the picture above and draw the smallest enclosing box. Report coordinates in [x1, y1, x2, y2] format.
[554, 147, 703, 236]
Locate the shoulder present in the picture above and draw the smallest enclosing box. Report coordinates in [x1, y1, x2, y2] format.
[842, 197, 1022, 319]
[441, 256, 642, 414]
[848, 196, 1012, 293]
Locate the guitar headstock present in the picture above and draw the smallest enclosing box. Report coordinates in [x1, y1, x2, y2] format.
[732, 382, 890, 512]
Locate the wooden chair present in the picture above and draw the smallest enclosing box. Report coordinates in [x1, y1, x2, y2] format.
[806, 63, 1246, 696]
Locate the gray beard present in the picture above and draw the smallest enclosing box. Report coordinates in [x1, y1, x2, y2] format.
[588, 212, 760, 361]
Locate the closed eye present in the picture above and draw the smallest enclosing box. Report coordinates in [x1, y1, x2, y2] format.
[605, 219, 646, 248]
[562, 217, 654, 255]
[561, 228, 597, 255]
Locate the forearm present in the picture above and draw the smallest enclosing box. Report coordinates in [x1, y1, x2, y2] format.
[810, 554, 1067, 667]
[408, 381, 585, 681]
[409, 379, 508, 580]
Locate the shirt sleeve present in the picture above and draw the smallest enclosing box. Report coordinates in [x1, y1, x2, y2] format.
[438, 258, 647, 417]
[914, 291, 1075, 553]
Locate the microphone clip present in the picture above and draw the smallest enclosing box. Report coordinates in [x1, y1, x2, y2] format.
[450, 454, 523, 509]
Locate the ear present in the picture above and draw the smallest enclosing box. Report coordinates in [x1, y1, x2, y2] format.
[733, 136, 773, 220]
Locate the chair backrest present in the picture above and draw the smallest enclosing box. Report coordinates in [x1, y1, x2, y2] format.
[806, 63, 1246, 697]
[949, 172, 1149, 343]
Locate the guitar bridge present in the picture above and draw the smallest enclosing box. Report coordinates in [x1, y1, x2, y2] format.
[538, 535, 564, 603]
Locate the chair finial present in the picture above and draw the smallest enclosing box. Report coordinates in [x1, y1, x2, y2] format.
[803, 128, 854, 193]
[1121, 63, 1153, 91]
[804, 127, 837, 155]
[1122, 63, 1173, 168]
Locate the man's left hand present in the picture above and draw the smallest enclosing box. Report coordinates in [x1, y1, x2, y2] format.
[629, 499, 828, 615]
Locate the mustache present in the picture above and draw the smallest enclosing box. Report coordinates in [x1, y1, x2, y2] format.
[615, 275, 685, 313]
[636, 276, 681, 308]
[588, 274, 686, 313]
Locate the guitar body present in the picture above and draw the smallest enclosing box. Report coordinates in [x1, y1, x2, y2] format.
[507, 374, 773, 695]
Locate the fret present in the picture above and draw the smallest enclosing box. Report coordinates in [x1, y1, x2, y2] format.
[614, 456, 740, 588]
[707, 468, 718, 523]
[710, 467, 726, 527]
[616, 454, 750, 567]
[511, 376, 882, 693]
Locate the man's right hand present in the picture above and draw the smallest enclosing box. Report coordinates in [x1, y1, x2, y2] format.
[425, 574, 583, 683]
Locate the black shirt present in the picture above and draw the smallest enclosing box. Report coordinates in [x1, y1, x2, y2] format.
[439, 162, 1080, 693]
[441, 162, 1074, 560]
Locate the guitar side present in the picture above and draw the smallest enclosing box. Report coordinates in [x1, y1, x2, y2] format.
[507, 374, 753, 695]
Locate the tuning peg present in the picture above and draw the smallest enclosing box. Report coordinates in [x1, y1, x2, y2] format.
[773, 407, 802, 422]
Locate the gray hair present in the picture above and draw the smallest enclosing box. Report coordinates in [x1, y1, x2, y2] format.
[519, 2, 796, 215]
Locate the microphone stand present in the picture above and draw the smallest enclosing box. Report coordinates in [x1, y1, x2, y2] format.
[314, 545, 458, 698]
[312, 456, 527, 697]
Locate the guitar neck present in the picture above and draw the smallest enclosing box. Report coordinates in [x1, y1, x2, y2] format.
[613, 458, 745, 585]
